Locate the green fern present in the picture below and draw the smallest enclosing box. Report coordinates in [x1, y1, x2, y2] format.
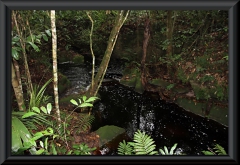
[159, 143, 178, 155]
[202, 144, 227, 155]
[118, 140, 133, 155]
[74, 114, 95, 134]
[213, 144, 227, 155]
[131, 130, 158, 155]
[117, 130, 158, 155]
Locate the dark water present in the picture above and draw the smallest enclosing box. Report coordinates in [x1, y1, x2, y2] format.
[59, 58, 228, 155]
[91, 81, 228, 155]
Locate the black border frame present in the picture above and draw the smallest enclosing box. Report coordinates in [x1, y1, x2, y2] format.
[0, 0, 239, 164]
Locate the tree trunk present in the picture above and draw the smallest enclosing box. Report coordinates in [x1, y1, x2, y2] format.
[12, 11, 33, 96]
[166, 10, 173, 57]
[51, 10, 61, 124]
[141, 18, 150, 90]
[12, 59, 23, 93]
[86, 10, 129, 98]
[12, 62, 26, 111]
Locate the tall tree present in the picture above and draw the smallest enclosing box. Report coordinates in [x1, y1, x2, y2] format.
[86, 10, 129, 98]
[141, 17, 150, 90]
[166, 10, 174, 57]
[50, 10, 61, 124]
[12, 11, 33, 96]
[11, 61, 26, 111]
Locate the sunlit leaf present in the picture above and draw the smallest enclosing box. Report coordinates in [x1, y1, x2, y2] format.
[22, 112, 37, 118]
[32, 107, 40, 113]
[79, 103, 93, 108]
[85, 97, 99, 103]
[70, 99, 78, 106]
[47, 103, 52, 114]
[45, 137, 48, 150]
[36, 148, 45, 155]
[40, 141, 44, 148]
[82, 96, 87, 102]
[40, 106, 47, 114]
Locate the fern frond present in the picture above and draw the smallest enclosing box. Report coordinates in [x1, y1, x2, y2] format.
[213, 144, 227, 155]
[132, 130, 158, 155]
[159, 143, 178, 155]
[117, 140, 133, 155]
[76, 114, 95, 133]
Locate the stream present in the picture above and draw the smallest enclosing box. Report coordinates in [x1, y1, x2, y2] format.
[59, 57, 228, 155]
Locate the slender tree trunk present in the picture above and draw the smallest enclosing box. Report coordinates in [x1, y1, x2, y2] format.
[166, 10, 173, 57]
[12, 59, 23, 93]
[12, 11, 33, 96]
[141, 18, 150, 90]
[51, 10, 61, 124]
[12, 62, 26, 111]
[86, 11, 95, 95]
[86, 10, 129, 98]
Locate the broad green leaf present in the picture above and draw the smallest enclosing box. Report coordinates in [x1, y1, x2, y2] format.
[159, 149, 166, 155]
[164, 146, 169, 155]
[51, 143, 57, 155]
[32, 107, 40, 113]
[53, 135, 59, 140]
[79, 103, 93, 108]
[45, 29, 51, 37]
[82, 96, 87, 102]
[27, 41, 40, 52]
[70, 99, 78, 106]
[27, 35, 36, 42]
[47, 103, 52, 114]
[32, 132, 44, 141]
[85, 97, 99, 103]
[42, 34, 48, 42]
[202, 151, 215, 155]
[42, 127, 53, 135]
[22, 112, 37, 118]
[78, 98, 82, 104]
[12, 48, 19, 60]
[36, 148, 45, 155]
[12, 36, 20, 42]
[35, 39, 41, 44]
[36, 34, 42, 39]
[40, 106, 47, 114]
[28, 139, 37, 147]
[12, 123, 23, 152]
[170, 143, 177, 155]
[12, 117, 32, 152]
[45, 137, 48, 150]
[40, 141, 44, 148]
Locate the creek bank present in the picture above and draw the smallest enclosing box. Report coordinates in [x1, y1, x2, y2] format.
[120, 68, 228, 126]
